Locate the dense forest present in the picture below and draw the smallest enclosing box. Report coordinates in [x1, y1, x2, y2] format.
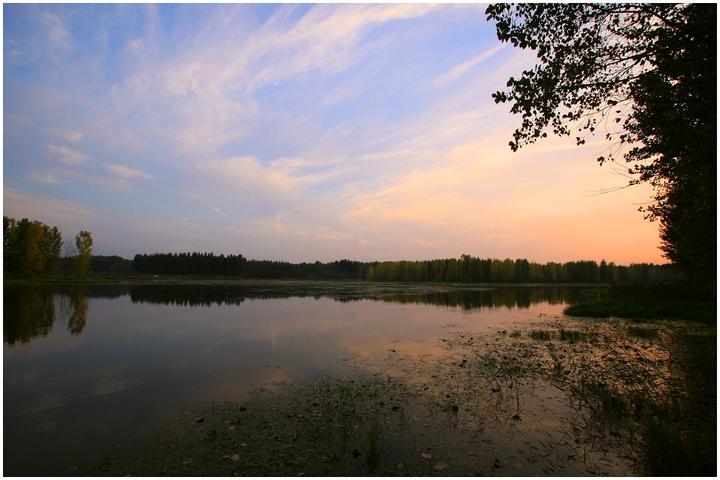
[133, 253, 368, 279]
[133, 252, 679, 284]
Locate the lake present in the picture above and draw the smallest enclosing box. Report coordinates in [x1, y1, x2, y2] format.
[3, 282, 712, 475]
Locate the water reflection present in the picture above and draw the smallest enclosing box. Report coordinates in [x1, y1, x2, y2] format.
[64, 288, 89, 335]
[344, 287, 586, 310]
[3, 282, 602, 476]
[3, 287, 57, 345]
[80, 314, 713, 476]
[128, 283, 592, 310]
[4, 283, 595, 344]
[4, 287, 89, 344]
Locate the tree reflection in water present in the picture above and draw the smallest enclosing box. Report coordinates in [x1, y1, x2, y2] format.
[4, 283, 596, 345]
[4, 287, 88, 344]
[63, 288, 88, 335]
[3, 287, 56, 345]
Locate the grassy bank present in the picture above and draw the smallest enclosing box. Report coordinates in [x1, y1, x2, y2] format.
[563, 284, 716, 474]
[564, 284, 716, 324]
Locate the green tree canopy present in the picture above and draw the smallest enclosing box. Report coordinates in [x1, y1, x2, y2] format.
[3, 216, 63, 276]
[73, 230, 94, 279]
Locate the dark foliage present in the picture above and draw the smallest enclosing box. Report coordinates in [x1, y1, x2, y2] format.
[73, 230, 93, 279]
[4, 216, 63, 276]
[3, 286, 90, 344]
[132, 252, 678, 284]
[367, 256, 678, 284]
[564, 284, 717, 324]
[132, 253, 372, 279]
[3, 286, 56, 345]
[91, 255, 135, 274]
[133, 252, 247, 276]
[57, 255, 135, 276]
[486, 3, 716, 282]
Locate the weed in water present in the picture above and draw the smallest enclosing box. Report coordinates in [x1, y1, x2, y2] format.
[365, 420, 381, 472]
[643, 417, 695, 475]
[626, 326, 658, 339]
[529, 330, 552, 341]
[582, 381, 627, 420]
[559, 329, 595, 343]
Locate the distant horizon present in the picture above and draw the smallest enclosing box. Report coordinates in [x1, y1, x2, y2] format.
[4, 4, 663, 264]
[99, 250, 674, 267]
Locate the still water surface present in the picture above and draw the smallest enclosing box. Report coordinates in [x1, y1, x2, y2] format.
[5, 282, 600, 475]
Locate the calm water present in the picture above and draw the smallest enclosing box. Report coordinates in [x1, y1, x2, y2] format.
[4, 282, 598, 475]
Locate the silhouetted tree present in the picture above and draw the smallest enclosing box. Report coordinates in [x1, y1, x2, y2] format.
[486, 3, 716, 283]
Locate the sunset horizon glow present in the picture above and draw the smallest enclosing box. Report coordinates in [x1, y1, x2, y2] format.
[3, 4, 665, 265]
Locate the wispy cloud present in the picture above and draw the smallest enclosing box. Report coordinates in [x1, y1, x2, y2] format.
[4, 187, 97, 226]
[184, 192, 229, 218]
[126, 38, 144, 53]
[200, 156, 297, 193]
[48, 127, 83, 142]
[3, 4, 663, 262]
[39, 11, 70, 50]
[105, 164, 155, 180]
[104, 4, 446, 154]
[47, 145, 90, 165]
[434, 44, 506, 86]
[28, 171, 60, 185]
[5, 113, 32, 128]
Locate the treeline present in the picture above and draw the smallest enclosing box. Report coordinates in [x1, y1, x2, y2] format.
[4, 216, 93, 278]
[244, 259, 370, 279]
[366, 256, 679, 284]
[132, 252, 680, 284]
[133, 253, 371, 279]
[4, 218, 679, 285]
[133, 252, 246, 275]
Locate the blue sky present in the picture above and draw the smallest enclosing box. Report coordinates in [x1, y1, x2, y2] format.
[3, 4, 662, 263]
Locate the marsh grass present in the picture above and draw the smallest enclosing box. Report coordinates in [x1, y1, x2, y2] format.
[639, 332, 717, 476]
[466, 318, 715, 475]
[562, 284, 716, 475]
[529, 329, 552, 340]
[365, 420, 381, 472]
[580, 381, 627, 420]
[564, 299, 716, 324]
[89, 314, 715, 476]
[91, 375, 420, 476]
[559, 329, 596, 343]
[563, 285, 716, 324]
[626, 326, 658, 339]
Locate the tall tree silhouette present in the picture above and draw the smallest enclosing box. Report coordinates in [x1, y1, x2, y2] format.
[486, 3, 716, 282]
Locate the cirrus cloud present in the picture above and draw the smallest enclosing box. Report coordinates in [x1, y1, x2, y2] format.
[104, 164, 155, 180]
[47, 144, 90, 165]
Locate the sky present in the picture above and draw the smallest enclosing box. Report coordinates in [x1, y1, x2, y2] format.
[3, 4, 664, 264]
